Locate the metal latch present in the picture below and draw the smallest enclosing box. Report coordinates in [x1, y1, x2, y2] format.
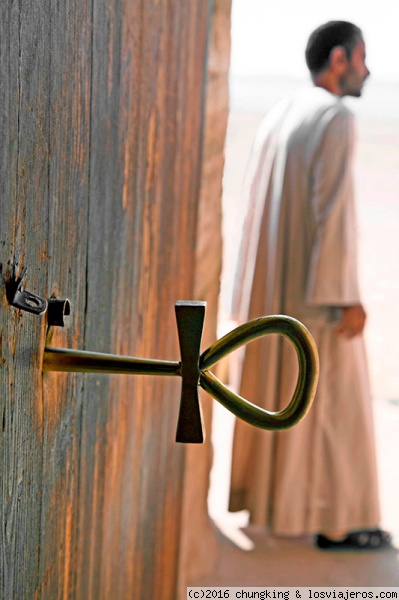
[6, 266, 48, 315]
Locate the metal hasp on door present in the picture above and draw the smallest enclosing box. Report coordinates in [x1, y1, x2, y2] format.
[42, 301, 319, 444]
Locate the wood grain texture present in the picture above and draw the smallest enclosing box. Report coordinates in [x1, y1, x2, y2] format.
[1, 0, 212, 598]
[39, 1, 92, 598]
[1, 2, 50, 598]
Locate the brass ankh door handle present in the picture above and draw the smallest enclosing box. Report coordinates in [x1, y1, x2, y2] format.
[43, 301, 319, 443]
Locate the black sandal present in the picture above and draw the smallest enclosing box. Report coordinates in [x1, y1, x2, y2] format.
[316, 529, 392, 551]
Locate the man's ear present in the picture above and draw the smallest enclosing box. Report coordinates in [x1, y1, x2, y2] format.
[329, 46, 349, 74]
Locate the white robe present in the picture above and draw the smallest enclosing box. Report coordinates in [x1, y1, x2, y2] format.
[229, 86, 380, 535]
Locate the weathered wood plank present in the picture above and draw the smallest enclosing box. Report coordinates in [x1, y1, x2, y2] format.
[78, 1, 212, 598]
[1, 1, 50, 598]
[39, 1, 92, 598]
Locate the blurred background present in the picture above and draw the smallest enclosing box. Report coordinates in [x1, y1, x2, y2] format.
[209, 0, 399, 549]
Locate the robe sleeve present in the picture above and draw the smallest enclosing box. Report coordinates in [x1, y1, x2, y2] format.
[305, 110, 361, 306]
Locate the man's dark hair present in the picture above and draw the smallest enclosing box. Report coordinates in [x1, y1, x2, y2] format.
[305, 21, 363, 75]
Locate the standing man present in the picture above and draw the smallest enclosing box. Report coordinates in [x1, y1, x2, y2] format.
[229, 21, 391, 549]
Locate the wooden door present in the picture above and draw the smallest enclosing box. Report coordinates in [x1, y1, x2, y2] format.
[0, 1, 211, 598]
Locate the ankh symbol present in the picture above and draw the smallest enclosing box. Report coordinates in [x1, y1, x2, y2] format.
[43, 301, 319, 443]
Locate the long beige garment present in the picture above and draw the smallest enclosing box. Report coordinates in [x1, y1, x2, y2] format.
[229, 86, 381, 536]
